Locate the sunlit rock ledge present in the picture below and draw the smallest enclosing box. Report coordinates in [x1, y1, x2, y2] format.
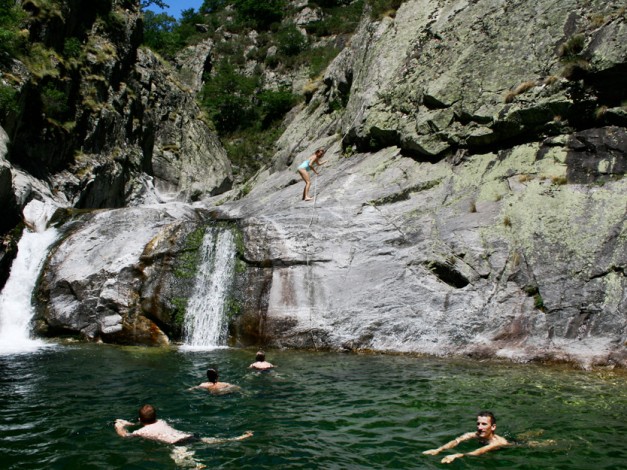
[214, 132, 626, 369]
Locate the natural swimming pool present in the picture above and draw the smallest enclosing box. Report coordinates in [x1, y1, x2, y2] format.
[1, 345, 626, 469]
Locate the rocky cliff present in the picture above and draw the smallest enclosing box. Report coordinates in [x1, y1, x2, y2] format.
[218, 0, 627, 367]
[1, 0, 625, 367]
[0, 0, 231, 216]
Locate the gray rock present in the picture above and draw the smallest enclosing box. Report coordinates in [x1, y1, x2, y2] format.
[212, 0, 627, 366]
[39, 203, 209, 345]
[174, 39, 214, 94]
[218, 130, 626, 367]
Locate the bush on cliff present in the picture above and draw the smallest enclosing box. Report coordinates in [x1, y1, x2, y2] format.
[0, 0, 26, 58]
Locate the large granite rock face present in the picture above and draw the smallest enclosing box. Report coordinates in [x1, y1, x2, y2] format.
[320, 0, 627, 158]
[219, 130, 626, 367]
[38, 203, 213, 344]
[213, 0, 627, 367]
[132, 48, 232, 202]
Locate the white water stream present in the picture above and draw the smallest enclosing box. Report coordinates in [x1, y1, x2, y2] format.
[0, 200, 59, 355]
[181, 228, 236, 349]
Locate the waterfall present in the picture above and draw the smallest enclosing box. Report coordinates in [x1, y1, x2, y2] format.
[182, 227, 236, 349]
[0, 200, 59, 355]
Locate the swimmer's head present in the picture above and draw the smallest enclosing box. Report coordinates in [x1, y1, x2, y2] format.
[138, 404, 157, 424]
[477, 410, 496, 425]
[476, 411, 497, 439]
[255, 351, 266, 362]
[315, 148, 325, 158]
[206, 368, 219, 384]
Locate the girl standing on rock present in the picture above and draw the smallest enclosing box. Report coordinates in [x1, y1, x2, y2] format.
[297, 148, 327, 201]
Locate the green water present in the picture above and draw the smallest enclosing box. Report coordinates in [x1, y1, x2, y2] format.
[1, 345, 626, 469]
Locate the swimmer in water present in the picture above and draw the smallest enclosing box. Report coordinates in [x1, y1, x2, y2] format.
[249, 350, 274, 371]
[423, 411, 509, 464]
[297, 148, 327, 201]
[188, 368, 241, 395]
[115, 404, 252, 445]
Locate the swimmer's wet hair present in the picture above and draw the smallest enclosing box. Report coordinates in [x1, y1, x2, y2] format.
[477, 410, 496, 425]
[206, 368, 218, 383]
[139, 404, 157, 424]
[255, 351, 265, 361]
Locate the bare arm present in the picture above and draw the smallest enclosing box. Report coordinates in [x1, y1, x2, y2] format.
[440, 438, 508, 464]
[115, 419, 134, 438]
[423, 432, 475, 455]
[200, 431, 253, 444]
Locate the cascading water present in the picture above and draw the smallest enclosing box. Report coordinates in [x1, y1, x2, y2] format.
[182, 227, 236, 349]
[0, 200, 59, 355]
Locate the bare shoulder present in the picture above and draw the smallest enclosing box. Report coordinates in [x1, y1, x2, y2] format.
[251, 361, 274, 370]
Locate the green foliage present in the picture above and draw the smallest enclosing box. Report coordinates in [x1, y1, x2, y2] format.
[558, 34, 585, 60]
[170, 297, 188, 327]
[200, 0, 228, 14]
[258, 88, 298, 128]
[199, 55, 298, 178]
[306, 0, 364, 36]
[0, 0, 26, 58]
[175, 8, 206, 45]
[308, 44, 341, 78]
[25, 42, 62, 78]
[315, 0, 353, 7]
[142, 10, 181, 56]
[63, 37, 82, 59]
[367, 0, 405, 19]
[223, 125, 283, 177]
[276, 24, 307, 56]
[141, 0, 170, 9]
[232, 0, 286, 30]
[0, 84, 19, 118]
[41, 83, 69, 118]
[174, 226, 207, 279]
[201, 60, 259, 133]
[557, 34, 590, 79]
[142, 7, 212, 57]
[224, 296, 242, 318]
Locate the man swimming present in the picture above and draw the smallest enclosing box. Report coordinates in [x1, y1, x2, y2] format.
[249, 350, 274, 371]
[188, 368, 241, 395]
[422, 411, 509, 464]
[115, 404, 252, 445]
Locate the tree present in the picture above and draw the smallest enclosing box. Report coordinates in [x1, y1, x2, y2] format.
[201, 60, 259, 133]
[233, 0, 286, 30]
[200, 0, 229, 14]
[142, 10, 180, 56]
[141, 0, 170, 9]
